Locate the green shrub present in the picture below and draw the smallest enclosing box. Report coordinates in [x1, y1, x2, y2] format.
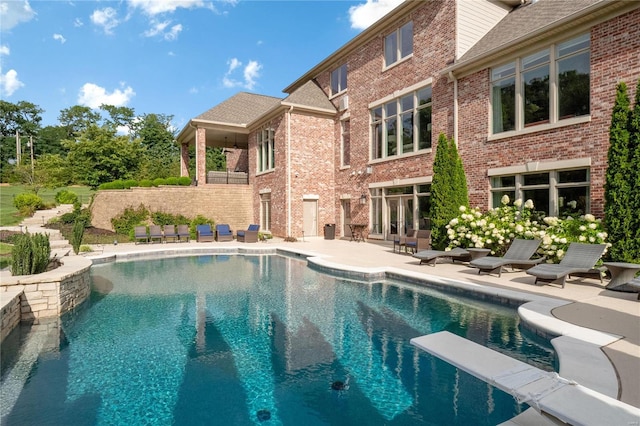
[79, 245, 92, 253]
[11, 232, 51, 275]
[153, 178, 167, 187]
[178, 176, 192, 186]
[190, 215, 214, 240]
[165, 177, 179, 185]
[71, 218, 86, 255]
[139, 179, 153, 187]
[151, 211, 191, 226]
[54, 189, 79, 205]
[14, 192, 44, 216]
[111, 204, 150, 235]
[123, 179, 138, 189]
[98, 180, 124, 190]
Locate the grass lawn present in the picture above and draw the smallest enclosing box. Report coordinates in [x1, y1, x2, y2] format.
[0, 242, 11, 270]
[0, 185, 95, 227]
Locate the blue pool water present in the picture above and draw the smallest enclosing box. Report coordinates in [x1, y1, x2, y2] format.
[1, 254, 555, 425]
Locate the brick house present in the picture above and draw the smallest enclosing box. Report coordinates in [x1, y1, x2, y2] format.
[176, 0, 640, 240]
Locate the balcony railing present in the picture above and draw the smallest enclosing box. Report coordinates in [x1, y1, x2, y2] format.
[206, 170, 249, 185]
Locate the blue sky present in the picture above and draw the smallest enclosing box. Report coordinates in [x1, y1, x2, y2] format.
[1, 0, 403, 130]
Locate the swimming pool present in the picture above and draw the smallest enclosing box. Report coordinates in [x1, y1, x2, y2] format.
[1, 254, 555, 425]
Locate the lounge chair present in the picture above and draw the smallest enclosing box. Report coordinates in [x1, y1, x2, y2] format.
[391, 228, 414, 253]
[177, 224, 190, 242]
[469, 238, 544, 277]
[237, 224, 260, 243]
[149, 225, 164, 243]
[215, 224, 233, 242]
[526, 242, 607, 287]
[412, 247, 471, 266]
[163, 225, 179, 243]
[134, 226, 148, 244]
[196, 224, 214, 242]
[405, 230, 431, 254]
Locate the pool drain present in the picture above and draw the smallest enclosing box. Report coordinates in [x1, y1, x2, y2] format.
[331, 381, 346, 391]
[257, 409, 271, 422]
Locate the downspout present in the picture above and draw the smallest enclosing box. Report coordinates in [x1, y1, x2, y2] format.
[449, 70, 459, 144]
[189, 122, 198, 185]
[287, 106, 293, 237]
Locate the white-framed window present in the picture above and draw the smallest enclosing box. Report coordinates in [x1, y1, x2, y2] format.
[370, 85, 432, 160]
[331, 64, 347, 96]
[491, 33, 590, 135]
[257, 126, 274, 172]
[384, 21, 413, 67]
[490, 168, 590, 217]
[340, 119, 350, 167]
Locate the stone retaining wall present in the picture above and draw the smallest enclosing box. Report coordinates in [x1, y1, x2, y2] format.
[0, 256, 92, 324]
[0, 290, 22, 342]
[90, 186, 254, 233]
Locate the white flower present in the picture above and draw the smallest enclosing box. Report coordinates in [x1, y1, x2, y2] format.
[450, 218, 459, 226]
[556, 249, 565, 258]
[459, 205, 467, 212]
[515, 224, 524, 233]
[514, 198, 523, 207]
[584, 214, 596, 222]
[475, 211, 482, 218]
[589, 223, 597, 229]
[489, 223, 495, 229]
[596, 232, 605, 239]
[567, 200, 577, 209]
[559, 237, 567, 244]
[447, 228, 455, 236]
[525, 199, 534, 209]
[501, 194, 510, 205]
[579, 225, 586, 231]
[579, 235, 586, 241]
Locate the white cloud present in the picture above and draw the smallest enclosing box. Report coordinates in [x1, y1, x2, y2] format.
[0, 0, 36, 32]
[348, 0, 404, 30]
[222, 58, 262, 90]
[74, 18, 83, 27]
[0, 45, 9, 56]
[127, 0, 213, 16]
[143, 20, 182, 40]
[91, 7, 119, 34]
[77, 83, 135, 109]
[189, 87, 198, 94]
[0, 69, 25, 96]
[53, 33, 66, 44]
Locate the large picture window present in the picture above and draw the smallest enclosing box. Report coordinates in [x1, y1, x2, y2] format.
[491, 34, 590, 134]
[257, 127, 274, 172]
[490, 168, 590, 217]
[384, 21, 413, 67]
[371, 85, 432, 160]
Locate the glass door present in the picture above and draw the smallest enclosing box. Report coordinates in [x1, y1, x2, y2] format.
[388, 196, 414, 237]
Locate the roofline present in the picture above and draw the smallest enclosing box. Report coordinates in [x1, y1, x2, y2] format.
[442, 0, 640, 78]
[282, 0, 421, 94]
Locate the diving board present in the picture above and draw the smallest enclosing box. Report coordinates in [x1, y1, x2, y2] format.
[410, 331, 640, 426]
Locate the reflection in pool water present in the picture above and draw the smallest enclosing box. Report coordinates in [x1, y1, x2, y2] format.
[1, 254, 555, 425]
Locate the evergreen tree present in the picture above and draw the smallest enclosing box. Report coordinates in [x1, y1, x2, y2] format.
[604, 82, 631, 261]
[429, 133, 469, 249]
[628, 79, 640, 261]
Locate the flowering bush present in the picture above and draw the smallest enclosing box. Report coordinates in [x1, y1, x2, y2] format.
[445, 196, 609, 263]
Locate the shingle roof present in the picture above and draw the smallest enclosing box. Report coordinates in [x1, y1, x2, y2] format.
[456, 0, 603, 66]
[283, 80, 336, 111]
[194, 92, 282, 126]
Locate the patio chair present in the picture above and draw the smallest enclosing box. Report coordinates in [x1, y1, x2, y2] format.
[196, 224, 214, 242]
[134, 226, 148, 244]
[469, 238, 544, 277]
[215, 224, 233, 242]
[149, 225, 164, 243]
[412, 247, 471, 266]
[177, 224, 190, 242]
[237, 224, 260, 243]
[391, 228, 414, 253]
[526, 242, 607, 287]
[404, 230, 431, 254]
[163, 225, 179, 243]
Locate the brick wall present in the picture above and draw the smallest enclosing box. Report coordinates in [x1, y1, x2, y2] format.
[90, 186, 254, 234]
[457, 8, 640, 217]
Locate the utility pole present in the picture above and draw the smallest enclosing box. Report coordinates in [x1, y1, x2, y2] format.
[15, 130, 21, 164]
[30, 135, 34, 180]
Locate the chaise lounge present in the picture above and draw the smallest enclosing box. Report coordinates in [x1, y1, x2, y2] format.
[412, 247, 471, 266]
[177, 224, 190, 242]
[134, 226, 148, 244]
[469, 238, 544, 277]
[149, 225, 164, 244]
[163, 225, 179, 243]
[526, 242, 607, 287]
[237, 224, 260, 243]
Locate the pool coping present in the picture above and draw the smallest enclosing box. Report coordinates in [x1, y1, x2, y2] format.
[84, 246, 631, 422]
